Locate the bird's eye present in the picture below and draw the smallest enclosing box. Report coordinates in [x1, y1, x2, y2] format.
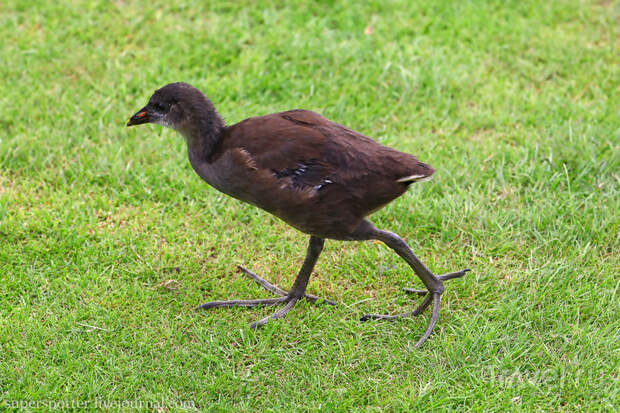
[153, 102, 167, 112]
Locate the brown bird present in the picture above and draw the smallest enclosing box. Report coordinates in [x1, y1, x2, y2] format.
[127, 82, 468, 347]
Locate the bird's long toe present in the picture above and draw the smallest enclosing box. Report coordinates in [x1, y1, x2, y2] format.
[195, 297, 287, 310]
[402, 268, 470, 296]
[238, 265, 288, 296]
[360, 292, 440, 347]
[438, 268, 470, 281]
[303, 293, 337, 306]
[249, 298, 299, 329]
[402, 288, 427, 296]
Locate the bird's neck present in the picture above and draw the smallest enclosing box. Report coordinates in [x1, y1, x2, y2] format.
[181, 106, 225, 162]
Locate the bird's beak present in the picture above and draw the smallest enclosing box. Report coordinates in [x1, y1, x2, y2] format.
[126, 106, 151, 127]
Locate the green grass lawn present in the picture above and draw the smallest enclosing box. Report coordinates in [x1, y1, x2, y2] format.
[1, 0, 618, 411]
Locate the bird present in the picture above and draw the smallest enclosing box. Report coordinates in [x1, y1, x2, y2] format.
[127, 82, 469, 347]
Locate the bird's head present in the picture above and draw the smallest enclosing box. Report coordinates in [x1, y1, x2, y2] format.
[126, 82, 213, 131]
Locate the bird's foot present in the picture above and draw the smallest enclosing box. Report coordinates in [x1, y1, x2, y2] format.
[195, 266, 336, 328]
[236, 266, 336, 306]
[360, 268, 470, 347]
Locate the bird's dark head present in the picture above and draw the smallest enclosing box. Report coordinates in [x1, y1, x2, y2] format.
[127, 82, 220, 132]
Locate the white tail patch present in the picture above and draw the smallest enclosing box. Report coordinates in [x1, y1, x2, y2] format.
[396, 174, 433, 183]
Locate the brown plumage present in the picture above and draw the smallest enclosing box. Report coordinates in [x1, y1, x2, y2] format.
[209, 109, 435, 238]
[127, 82, 468, 347]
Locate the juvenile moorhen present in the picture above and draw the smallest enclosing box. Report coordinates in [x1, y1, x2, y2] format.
[127, 82, 469, 347]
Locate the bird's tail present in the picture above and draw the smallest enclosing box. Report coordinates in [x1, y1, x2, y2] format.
[396, 161, 435, 183]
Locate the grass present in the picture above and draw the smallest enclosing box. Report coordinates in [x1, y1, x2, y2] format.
[0, 0, 618, 411]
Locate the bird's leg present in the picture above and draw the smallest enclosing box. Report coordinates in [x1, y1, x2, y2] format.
[248, 236, 326, 328]
[197, 236, 335, 328]
[358, 225, 469, 347]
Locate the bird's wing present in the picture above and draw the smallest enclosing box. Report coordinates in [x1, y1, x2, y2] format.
[216, 109, 434, 218]
[219, 110, 335, 190]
